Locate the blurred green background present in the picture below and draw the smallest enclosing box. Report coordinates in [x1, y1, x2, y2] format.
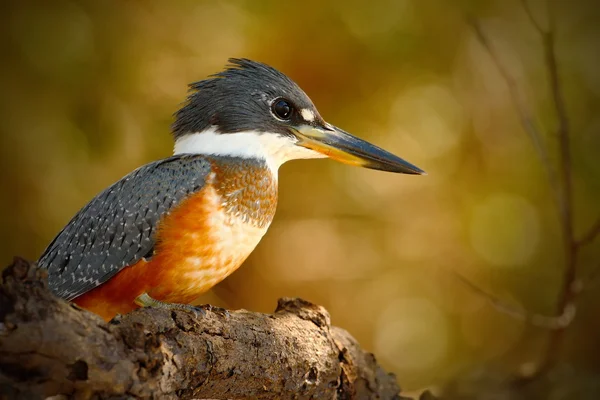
[1, 0, 598, 395]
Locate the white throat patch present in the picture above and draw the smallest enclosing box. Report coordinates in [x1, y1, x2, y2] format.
[173, 127, 325, 173]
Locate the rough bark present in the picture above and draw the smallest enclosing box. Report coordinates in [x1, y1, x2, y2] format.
[0, 258, 405, 400]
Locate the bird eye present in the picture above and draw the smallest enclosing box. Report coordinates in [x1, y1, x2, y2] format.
[272, 99, 293, 120]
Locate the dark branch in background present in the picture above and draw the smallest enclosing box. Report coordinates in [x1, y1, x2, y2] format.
[520, 0, 547, 34]
[538, 0, 577, 375]
[467, 16, 560, 210]
[467, 0, 599, 379]
[452, 271, 574, 330]
[0, 258, 417, 400]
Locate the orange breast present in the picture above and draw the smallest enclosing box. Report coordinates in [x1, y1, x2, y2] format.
[74, 179, 270, 321]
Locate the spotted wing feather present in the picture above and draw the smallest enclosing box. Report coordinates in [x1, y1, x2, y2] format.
[38, 155, 212, 301]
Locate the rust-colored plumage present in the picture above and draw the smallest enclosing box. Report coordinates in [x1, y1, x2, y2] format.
[74, 159, 277, 321]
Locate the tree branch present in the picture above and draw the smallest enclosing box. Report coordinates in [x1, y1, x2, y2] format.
[469, 0, 583, 379]
[537, 0, 578, 375]
[452, 271, 574, 330]
[467, 16, 560, 210]
[520, 0, 547, 34]
[0, 258, 408, 400]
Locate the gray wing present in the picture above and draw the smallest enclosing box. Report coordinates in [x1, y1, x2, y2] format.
[38, 155, 212, 301]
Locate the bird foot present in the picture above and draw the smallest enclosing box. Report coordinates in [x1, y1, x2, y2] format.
[134, 293, 229, 319]
[134, 292, 201, 316]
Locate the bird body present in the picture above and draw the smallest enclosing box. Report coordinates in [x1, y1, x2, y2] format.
[64, 155, 276, 320]
[38, 59, 424, 321]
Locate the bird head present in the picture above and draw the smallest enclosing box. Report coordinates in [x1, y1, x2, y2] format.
[172, 58, 424, 175]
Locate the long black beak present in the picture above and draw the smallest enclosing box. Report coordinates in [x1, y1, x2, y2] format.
[294, 124, 425, 175]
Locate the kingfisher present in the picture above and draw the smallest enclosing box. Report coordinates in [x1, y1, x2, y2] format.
[38, 59, 424, 321]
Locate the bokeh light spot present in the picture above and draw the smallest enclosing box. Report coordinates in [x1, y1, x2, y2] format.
[375, 297, 448, 372]
[340, 0, 416, 41]
[460, 291, 525, 359]
[470, 194, 540, 267]
[390, 84, 465, 160]
[10, 1, 93, 75]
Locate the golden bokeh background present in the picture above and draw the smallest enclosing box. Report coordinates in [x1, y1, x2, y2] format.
[1, 0, 599, 395]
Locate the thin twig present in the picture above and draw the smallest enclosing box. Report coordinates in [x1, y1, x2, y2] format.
[520, 0, 546, 34]
[452, 271, 574, 330]
[469, 0, 581, 378]
[468, 17, 560, 210]
[538, 0, 577, 375]
[577, 217, 600, 248]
